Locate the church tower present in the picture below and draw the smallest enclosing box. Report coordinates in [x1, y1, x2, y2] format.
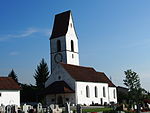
[50, 10, 79, 73]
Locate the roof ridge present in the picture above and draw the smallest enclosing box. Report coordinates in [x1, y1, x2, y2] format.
[55, 10, 71, 16]
[60, 62, 95, 69]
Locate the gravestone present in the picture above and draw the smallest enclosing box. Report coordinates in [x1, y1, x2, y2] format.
[76, 104, 82, 113]
[49, 104, 62, 113]
[46, 106, 51, 113]
[23, 104, 33, 113]
[0, 104, 5, 113]
[6, 105, 11, 113]
[37, 103, 43, 113]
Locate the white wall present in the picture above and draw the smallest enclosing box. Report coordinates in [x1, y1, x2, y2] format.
[46, 93, 75, 105]
[0, 90, 20, 106]
[50, 36, 67, 72]
[45, 63, 75, 90]
[75, 81, 109, 105]
[65, 13, 79, 66]
[108, 87, 117, 103]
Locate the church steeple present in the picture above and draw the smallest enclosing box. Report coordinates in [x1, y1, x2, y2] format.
[50, 10, 79, 73]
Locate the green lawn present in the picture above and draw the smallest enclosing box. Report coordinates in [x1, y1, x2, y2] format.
[82, 107, 113, 112]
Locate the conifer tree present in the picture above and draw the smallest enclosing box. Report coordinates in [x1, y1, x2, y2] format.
[8, 69, 18, 83]
[34, 58, 49, 89]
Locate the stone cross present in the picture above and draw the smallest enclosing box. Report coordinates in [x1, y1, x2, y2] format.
[65, 102, 71, 113]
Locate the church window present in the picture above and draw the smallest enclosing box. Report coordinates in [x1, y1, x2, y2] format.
[66, 98, 69, 101]
[95, 86, 98, 98]
[0, 93, 1, 97]
[72, 54, 74, 58]
[113, 89, 115, 99]
[103, 87, 106, 97]
[58, 76, 61, 80]
[51, 99, 55, 102]
[86, 85, 90, 98]
[57, 40, 61, 52]
[71, 40, 74, 52]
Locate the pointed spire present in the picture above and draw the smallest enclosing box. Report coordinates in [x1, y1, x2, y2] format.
[50, 10, 71, 39]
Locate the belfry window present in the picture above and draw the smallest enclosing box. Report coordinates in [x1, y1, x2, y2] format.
[95, 86, 98, 97]
[71, 40, 74, 52]
[86, 85, 90, 98]
[57, 40, 61, 52]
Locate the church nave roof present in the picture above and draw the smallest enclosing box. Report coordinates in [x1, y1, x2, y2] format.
[60, 63, 116, 87]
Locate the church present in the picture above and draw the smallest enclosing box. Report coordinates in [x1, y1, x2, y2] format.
[45, 10, 117, 106]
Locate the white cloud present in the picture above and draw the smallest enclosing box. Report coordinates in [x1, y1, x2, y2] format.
[9, 51, 19, 56]
[0, 27, 51, 42]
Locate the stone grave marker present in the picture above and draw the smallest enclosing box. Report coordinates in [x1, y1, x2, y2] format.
[37, 103, 43, 113]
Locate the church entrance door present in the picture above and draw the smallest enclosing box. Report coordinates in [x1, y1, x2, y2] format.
[57, 96, 63, 106]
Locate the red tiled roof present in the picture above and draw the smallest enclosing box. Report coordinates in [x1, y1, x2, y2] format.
[0, 77, 20, 90]
[60, 63, 115, 87]
[50, 10, 71, 39]
[96, 72, 116, 87]
[45, 81, 74, 94]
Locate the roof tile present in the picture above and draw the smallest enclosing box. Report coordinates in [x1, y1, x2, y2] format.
[0, 77, 20, 90]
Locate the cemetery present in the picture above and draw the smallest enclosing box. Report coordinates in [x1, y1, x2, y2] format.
[1, 5, 150, 113]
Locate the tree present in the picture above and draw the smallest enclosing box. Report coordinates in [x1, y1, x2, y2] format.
[34, 58, 49, 89]
[123, 69, 142, 112]
[8, 69, 18, 83]
[123, 69, 141, 91]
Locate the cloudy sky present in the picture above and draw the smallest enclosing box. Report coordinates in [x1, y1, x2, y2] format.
[0, 0, 150, 91]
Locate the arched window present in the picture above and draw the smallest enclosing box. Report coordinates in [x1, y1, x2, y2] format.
[95, 86, 98, 98]
[86, 85, 90, 98]
[71, 40, 74, 52]
[113, 89, 115, 99]
[103, 87, 106, 97]
[57, 40, 61, 52]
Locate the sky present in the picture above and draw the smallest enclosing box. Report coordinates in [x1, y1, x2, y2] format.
[0, 0, 150, 91]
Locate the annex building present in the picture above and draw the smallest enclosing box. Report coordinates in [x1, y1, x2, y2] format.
[0, 77, 20, 106]
[45, 10, 117, 106]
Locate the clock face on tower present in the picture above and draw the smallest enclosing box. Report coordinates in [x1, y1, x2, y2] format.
[54, 53, 63, 63]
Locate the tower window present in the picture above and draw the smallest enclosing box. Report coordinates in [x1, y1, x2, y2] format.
[57, 40, 61, 52]
[86, 85, 90, 98]
[71, 40, 74, 52]
[70, 23, 72, 28]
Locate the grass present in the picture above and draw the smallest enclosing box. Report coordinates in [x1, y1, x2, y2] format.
[82, 107, 113, 112]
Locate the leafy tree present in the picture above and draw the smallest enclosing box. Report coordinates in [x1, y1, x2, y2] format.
[123, 69, 142, 112]
[34, 58, 49, 89]
[123, 69, 141, 91]
[8, 69, 18, 83]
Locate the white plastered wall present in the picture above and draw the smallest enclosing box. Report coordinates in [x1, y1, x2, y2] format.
[75, 81, 109, 105]
[46, 93, 75, 105]
[108, 87, 117, 103]
[0, 90, 20, 106]
[45, 63, 75, 90]
[65, 13, 79, 66]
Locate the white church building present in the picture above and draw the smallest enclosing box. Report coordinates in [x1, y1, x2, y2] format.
[45, 10, 117, 106]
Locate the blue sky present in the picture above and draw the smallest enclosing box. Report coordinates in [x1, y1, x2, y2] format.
[0, 0, 150, 91]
